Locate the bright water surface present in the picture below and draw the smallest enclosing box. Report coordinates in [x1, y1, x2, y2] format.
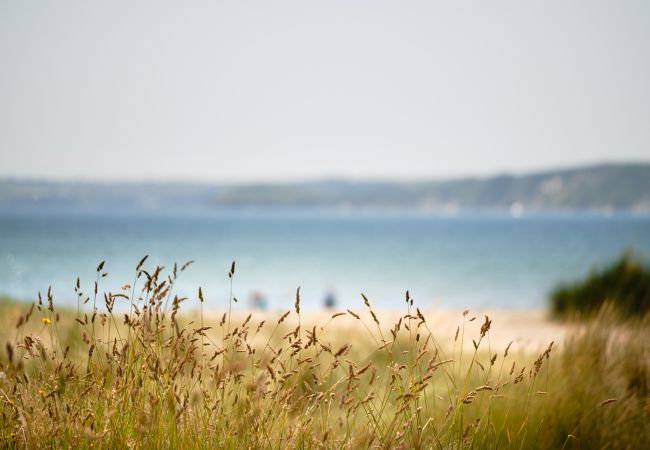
[1, 210, 649, 311]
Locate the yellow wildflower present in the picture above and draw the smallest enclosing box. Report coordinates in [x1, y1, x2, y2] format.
[42, 318, 51, 325]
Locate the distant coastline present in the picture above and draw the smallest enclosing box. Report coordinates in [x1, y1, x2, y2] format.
[2, 162, 649, 213]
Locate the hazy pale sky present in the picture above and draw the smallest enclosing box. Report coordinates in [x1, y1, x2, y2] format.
[1, 1, 649, 182]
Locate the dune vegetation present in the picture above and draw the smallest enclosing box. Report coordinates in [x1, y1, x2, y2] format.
[551, 252, 650, 319]
[0, 258, 648, 449]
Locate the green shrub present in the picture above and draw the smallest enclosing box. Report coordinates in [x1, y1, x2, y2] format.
[550, 253, 650, 319]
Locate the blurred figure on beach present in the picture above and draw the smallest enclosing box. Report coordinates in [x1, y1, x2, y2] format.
[250, 291, 268, 311]
[323, 290, 336, 309]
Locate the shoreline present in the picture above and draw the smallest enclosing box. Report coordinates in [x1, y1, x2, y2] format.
[0, 296, 569, 353]
[204, 306, 566, 353]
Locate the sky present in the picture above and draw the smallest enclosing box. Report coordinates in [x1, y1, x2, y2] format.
[1, 0, 649, 183]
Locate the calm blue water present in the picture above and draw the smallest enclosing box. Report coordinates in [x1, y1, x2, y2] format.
[1, 210, 649, 311]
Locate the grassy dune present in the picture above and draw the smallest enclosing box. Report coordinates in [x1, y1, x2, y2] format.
[0, 261, 648, 449]
[551, 253, 650, 319]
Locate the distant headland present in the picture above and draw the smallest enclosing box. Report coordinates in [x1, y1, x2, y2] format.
[1, 163, 649, 213]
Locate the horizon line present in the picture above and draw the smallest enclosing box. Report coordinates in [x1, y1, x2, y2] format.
[1, 159, 649, 187]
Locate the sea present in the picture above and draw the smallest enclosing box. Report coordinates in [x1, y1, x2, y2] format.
[1, 209, 649, 311]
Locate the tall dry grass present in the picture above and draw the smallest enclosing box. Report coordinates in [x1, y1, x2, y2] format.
[0, 259, 648, 449]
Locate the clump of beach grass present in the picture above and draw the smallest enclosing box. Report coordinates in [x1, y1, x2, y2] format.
[0, 258, 648, 449]
[551, 252, 650, 319]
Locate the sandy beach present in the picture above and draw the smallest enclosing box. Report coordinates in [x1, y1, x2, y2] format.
[204, 306, 567, 354]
